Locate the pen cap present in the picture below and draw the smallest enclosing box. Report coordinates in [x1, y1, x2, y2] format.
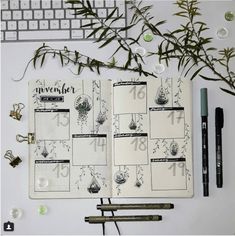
[215, 107, 224, 128]
[200, 88, 208, 116]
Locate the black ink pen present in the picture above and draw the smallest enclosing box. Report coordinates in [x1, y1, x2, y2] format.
[200, 88, 209, 196]
[215, 107, 224, 188]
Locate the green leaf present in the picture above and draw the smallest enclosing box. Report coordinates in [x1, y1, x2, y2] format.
[220, 87, 235, 96]
[190, 66, 206, 80]
[199, 75, 221, 81]
[105, 7, 118, 22]
[99, 36, 116, 48]
[59, 51, 64, 66]
[40, 53, 46, 67]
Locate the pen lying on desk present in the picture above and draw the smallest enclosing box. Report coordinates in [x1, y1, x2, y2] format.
[201, 88, 209, 197]
[85, 215, 162, 224]
[215, 107, 224, 188]
[97, 203, 174, 211]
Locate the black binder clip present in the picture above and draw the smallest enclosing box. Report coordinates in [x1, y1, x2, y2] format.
[9, 103, 25, 121]
[4, 150, 22, 168]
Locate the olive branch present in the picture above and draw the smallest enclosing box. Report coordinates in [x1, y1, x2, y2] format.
[26, 0, 235, 95]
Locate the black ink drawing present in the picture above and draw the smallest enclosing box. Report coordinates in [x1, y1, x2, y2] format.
[41, 141, 49, 158]
[114, 170, 127, 184]
[113, 115, 120, 134]
[174, 77, 183, 107]
[170, 140, 179, 156]
[135, 165, 144, 188]
[114, 166, 129, 196]
[74, 80, 92, 126]
[87, 175, 101, 194]
[155, 78, 169, 105]
[93, 80, 108, 132]
[129, 114, 137, 130]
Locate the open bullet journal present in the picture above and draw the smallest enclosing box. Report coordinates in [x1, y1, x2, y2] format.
[27, 78, 193, 198]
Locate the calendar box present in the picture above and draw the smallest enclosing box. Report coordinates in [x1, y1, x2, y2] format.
[149, 107, 185, 139]
[72, 134, 107, 166]
[151, 158, 187, 190]
[114, 133, 148, 166]
[113, 82, 147, 114]
[35, 160, 70, 192]
[35, 109, 70, 141]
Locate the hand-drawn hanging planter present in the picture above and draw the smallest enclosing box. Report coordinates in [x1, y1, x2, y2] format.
[170, 140, 179, 156]
[96, 111, 106, 125]
[114, 170, 127, 184]
[87, 176, 101, 194]
[95, 81, 107, 126]
[74, 81, 92, 123]
[41, 141, 49, 158]
[129, 114, 137, 130]
[155, 85, 169, 105]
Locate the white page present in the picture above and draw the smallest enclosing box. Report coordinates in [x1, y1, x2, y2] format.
[29, 79, 112, 198]
[112, 78, 193, 197]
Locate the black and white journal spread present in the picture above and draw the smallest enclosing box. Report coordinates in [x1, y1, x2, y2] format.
[28, 78, 193, 198]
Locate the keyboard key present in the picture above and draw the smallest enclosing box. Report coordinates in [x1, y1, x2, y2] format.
[8, 21, 17, 30]
[5, 31, 17, 40]
[45, 10, 54, 19]
[10, 0, 19, 9]
[61, 20, 70, 29]
[34, 10, 43, 19]
[72, 30, 84, 39]
[39, 20, 49, 29]
[23, 10, 33, 19]
[105, 0, 114, 8]
[1, 22, 7, 31]
[31, 0, 41, 9]
[1, 1, 9, 10]
[108, 8, 117, 17]
[2, 11, 12, 20]
[52, 0, 62, 9]
[19, 30, 70, 40]
[18, 21, 28, 30]
[65, 9, 75, 19]
[85, 29, 93, 39]
[112, 18, 126, 28]
[20, 0, 30, 9]
[81, 19, 92, 28]
[50, 20, 60, 29]
[42, 0, 51, 9]
[55, 10, 64, 19]
[95, 0, 104, 8]
[13, 10, 22, 20]
[97, 9, 107, 18]
[1, 32, 4, 41]
[116, 1, 125, 15]
[71, 20, 80, 29]
[29, 21, 38, 30]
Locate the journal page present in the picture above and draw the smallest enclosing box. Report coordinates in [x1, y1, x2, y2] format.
[28, 79, 112, 198]
[112, 78, 193, 197]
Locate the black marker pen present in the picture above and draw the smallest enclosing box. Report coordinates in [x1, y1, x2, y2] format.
[200, 88, 209, 197]
[215, 107, 224, 188]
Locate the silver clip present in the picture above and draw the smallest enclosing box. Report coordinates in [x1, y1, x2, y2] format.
[16, 133, 35, 144]
[4, 150, 22, 168]
[9, 103, 25, 121]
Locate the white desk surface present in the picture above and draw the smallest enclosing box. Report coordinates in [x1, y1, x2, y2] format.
[1, 1, 235, 235]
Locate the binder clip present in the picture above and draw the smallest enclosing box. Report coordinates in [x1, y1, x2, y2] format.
[9, 103, 25, 121]
[16, 133, 35, 144]
[4, 150, 22, 168]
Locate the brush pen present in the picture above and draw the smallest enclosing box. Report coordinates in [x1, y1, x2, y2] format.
[85, 215, 162, 224]
[200, 88, 209, 196]
[97, 203, 174, 211]
[215, 107, 224, 188]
